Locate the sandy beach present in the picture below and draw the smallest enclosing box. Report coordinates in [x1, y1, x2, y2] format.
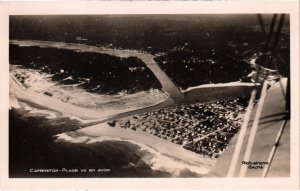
[56, 122, 215, 175]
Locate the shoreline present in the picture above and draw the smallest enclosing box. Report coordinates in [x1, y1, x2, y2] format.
[56, 122, 215, 175]
[10, 39, 183, 102]
[10, 39, 258, 122]
[10, 73, 169, 121]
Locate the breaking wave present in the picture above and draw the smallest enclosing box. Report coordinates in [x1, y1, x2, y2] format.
[55, 131, 211, 176]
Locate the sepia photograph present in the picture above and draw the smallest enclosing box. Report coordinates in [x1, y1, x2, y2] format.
[0, 1, 299, 189]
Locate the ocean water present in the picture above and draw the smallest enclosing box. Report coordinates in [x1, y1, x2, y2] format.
[10, 15, 283, 54]
[9, 15, 290, 89]
[8, 14, 290, 178]
[9, 108, 203, 177]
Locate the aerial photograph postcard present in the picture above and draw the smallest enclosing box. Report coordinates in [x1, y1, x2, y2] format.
[7, 13, 292, 178]
[1, 2, 299, 189]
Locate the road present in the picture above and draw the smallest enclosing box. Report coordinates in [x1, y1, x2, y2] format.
[9, 40, 215, 175]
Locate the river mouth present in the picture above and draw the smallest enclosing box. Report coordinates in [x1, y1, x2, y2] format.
[10, 41, 170, 120]
[7, 14, 291, 180]
[10, 65, 168, 112]
[9, 40, 248, 177]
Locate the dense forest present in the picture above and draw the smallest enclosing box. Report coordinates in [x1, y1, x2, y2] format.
[10, 45, 162, 94]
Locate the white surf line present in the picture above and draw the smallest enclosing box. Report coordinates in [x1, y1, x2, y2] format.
[10, 39, 184, 103]
[10, 40, 255, 128]
[10, 75, 111, 120]
[74, 123, 215, 172]
[55, 131, 211, 175]
[10, 74, 170, 124]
